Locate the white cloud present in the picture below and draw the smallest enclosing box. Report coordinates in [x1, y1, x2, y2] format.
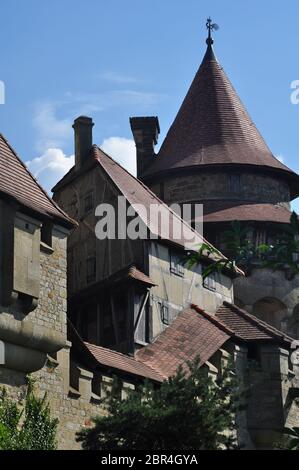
[25, 136, 135, 196]
[100, 71, 137, 84]
[26, 148, 74, 194]
[101, 137, 136, 176]
[33, 102, 72, 152]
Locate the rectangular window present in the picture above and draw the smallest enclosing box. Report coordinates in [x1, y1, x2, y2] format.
[203, 273, 216, 291]
[229, 174, 241, 192]
[84, 192, 94, 214]
[170, 251, 184, 277]
[86, 256, 96, 284]
[159, 302, 170, 325]
[41, 221, 53, 247]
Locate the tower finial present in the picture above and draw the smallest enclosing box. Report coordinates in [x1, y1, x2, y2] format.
[206, 17, 219, 46]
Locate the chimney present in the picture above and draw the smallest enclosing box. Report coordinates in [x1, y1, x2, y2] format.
[130, 116, 160, 178]
[73, 116, 94, 169]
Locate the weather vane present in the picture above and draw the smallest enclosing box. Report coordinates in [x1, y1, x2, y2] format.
[206, 17, 219, 46]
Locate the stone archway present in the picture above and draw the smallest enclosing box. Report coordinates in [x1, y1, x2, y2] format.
[252, 297, 287, 331]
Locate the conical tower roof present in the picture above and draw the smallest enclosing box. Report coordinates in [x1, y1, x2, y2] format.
[143, 30, 299, 198]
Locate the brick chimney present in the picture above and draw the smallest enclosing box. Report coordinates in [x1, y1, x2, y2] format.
[130, 116, 160, 178]
[73, 116, 94, 170]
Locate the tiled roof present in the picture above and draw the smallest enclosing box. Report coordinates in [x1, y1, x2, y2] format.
[53, 144, 242, 274]
[201, 201, 292, 224]
[215, 301, 293, 344]
[73, 302, 294, 384]
[85, 342, 163, 382]
[135, 307, 230, 378]
[0, 134, 75, 227]
[92, 146, 206, 251]
[142, 45, 299, 197]
[128, 266, 156, 286]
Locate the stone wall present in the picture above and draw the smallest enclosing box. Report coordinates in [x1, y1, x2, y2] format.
[0, 344, 129, 450]
[148, 171, 290, 207]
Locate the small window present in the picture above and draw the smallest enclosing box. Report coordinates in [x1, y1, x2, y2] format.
[84, 192, 93, 214]
[170, 251, 184, 277]
[41, 222, 53, 247]
[159, 302, 170, 325]
[203, 273, 216, 291]
[86, 256, 96, 284]
[229, 174, 241, 192]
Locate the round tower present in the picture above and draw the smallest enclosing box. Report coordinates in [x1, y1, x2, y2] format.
[131, 20, 299, 336]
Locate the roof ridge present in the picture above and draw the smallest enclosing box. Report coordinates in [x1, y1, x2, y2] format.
[0, 133, 75, 226]
[141, 44, 299, 196]
[222, 301, 293, 343]
[191, 304, 235, 336]
[94, 145, 232, 261]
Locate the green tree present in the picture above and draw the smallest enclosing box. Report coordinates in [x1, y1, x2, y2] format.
[188, 212, 299, 279]
[77, 358, 244, 450]
[0, 381, 58, 450]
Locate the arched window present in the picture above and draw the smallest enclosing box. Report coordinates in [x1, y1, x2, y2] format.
[252, 297, 287, 331]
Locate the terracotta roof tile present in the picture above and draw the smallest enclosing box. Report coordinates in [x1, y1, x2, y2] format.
[85, 342, 163, 382]
[215, 301, 293, 344]
[142, 45, 299, 196]
[136, 307, 230, 378]
[0, 134, 75, 227]
[128, 266, 156, 286]
[201, 201, 292, 224]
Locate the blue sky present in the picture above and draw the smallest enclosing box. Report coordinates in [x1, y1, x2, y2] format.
[1, 0, 299, 209]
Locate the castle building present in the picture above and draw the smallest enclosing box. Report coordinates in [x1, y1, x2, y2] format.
[131, 24, 299, 336]
[1, 21, 299, 450]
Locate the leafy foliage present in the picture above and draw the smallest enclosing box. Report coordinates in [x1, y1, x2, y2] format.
[0, 380, 58, 450]
[189, 212, 299, 279]
[77, 357, 244, 450]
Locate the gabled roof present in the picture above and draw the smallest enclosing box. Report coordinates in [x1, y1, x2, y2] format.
[142, 44, 299, 197]
[135, 306, 230, 378]
[215, 301, 293, 344]
[53, 144, 238, 265]
[71, 302, 294, 384]
[0, 134, 75, 227]
[92, 146, 205, 251]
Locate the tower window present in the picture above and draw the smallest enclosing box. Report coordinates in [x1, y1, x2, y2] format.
[229, 174, 241, 192]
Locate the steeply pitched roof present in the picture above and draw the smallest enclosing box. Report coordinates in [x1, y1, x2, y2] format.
[215, 301, 293, 344]
[135, 307, 230, 378]
[0, 134, 75, 227]
[201, 201, 292, 224]
[72, 302, 294, 384]
[142, 45, 299, 195]
[85, 342, 164, 382]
